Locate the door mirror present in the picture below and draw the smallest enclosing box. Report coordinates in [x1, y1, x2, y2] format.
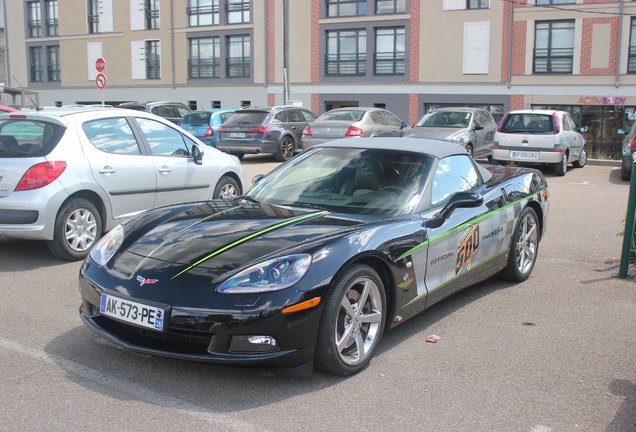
[252, 174, 265, 184]
[579, 126, 588, 133]
[618, 129, 626, 135]
[191, 144, 204, 165]
[424, 192, 483, 228]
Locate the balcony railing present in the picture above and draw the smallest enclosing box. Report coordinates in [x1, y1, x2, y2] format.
[188, 59, 221, 78]
[628, 46, 636, 73]
[533, 47, 574, 74]
[226, 57, 250, 77]
[325, 53, 366, 76]
[146, 60, 161, 79]
[373, 52, 405, 75]
[30, 65, 44, 82]
[48, 65, 61, 82]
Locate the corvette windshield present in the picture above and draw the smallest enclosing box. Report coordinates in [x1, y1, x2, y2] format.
[246, 147, 433, 216]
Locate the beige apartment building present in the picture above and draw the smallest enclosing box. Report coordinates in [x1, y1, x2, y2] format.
[3, 0, 636, 156]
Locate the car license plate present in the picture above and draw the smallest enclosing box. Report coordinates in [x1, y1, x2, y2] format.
[510, 151, 539, 160]
[229, 132, 246, 138]
[99, 293, 165, 331]
[187, 130, 197, 135]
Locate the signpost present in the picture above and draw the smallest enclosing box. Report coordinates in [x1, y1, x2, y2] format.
[95, 58, 106, 106]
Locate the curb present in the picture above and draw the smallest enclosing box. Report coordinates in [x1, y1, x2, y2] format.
[587, 159, 621, 167]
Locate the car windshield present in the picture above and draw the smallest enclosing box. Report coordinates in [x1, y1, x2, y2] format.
[318, 110, 366, 122]
[415, 111, 471, 128]
[500, 113, 554, 134]
[180, 112, 211, 126]
[0, 119, 65, 157]
[246, 147, 433, 216]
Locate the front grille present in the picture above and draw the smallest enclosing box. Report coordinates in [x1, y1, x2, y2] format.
[93, 315, 212, 355]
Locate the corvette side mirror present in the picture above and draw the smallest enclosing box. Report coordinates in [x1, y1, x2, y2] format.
[424, 192, 483, 228]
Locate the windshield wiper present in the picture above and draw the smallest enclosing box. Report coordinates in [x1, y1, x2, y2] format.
[238, 195, 260, 203]
[0, 149, 26, 156]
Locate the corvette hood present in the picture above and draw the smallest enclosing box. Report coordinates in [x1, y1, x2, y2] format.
[119, 200, 366, 278]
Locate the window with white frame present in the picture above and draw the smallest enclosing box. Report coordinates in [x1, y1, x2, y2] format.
[27, 1, 42, 38]
[88, 0, 113, 33]
[131, 40, 161, 79]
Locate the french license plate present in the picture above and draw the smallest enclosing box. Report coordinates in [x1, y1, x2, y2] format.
[100, 293, 165, 331]
[510, 151, 539, 160]
[187, 130, 197, 135]
[229, 132, 246, 138]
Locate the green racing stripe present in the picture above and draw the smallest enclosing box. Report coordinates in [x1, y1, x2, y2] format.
[171, 210, 329, 279]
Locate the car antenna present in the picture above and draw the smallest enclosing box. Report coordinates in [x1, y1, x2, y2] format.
[13, 76, 41, 111]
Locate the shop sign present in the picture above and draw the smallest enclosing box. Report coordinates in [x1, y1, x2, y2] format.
[578, 96, 627, 105]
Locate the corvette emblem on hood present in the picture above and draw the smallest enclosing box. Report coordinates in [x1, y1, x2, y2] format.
[137, 275, 159, 286]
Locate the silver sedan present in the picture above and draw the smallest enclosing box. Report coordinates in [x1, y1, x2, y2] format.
[301, 107, 410, 149]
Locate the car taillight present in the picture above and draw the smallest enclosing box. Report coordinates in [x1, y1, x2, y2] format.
[204, 126, 214, 137]
[553, 113, 561, 133]
[302, 126, 312, 137]
[345, 126, 363, 137]
[15, 161, 67, 191]
[9, 115, 27, 119]
[629, 138, 636, 149]
[248, 126, 268, 134]
[497, 112, 510, 132]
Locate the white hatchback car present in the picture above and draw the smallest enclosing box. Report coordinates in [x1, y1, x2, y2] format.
[0, 107, 246, 260]
[492, 109, 588, 176]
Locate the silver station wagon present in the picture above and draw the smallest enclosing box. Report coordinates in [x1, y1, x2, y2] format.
[492, 109, 588, 176]
[0, 107, 246, 261]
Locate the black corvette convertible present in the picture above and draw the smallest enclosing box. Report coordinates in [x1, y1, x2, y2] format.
[79, 138, 549, 376]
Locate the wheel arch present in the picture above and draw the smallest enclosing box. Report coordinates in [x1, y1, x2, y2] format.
[216, 171, 244, 195]
[63, 190, 107, 235]
[525, 200, 544, 240]
[329, 253, 395, 326]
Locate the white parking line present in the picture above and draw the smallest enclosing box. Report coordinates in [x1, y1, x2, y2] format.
[0, 337, 268, 432]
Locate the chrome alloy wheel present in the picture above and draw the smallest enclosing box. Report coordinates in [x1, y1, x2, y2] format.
[335, 276, 384, 366]
[514, 211, 538, 275]
[64, 208, 98, 252]
[219, 182, 238, 198]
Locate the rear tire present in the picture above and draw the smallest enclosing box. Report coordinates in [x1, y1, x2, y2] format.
[621, 164, 631, 181]
[314, 264, 386, 376]
[554, 153, 568, 176]
[275, 136, 295, 162]
[465, 144, 474, 158]
[501, 206, 539, 282]
[47, 198, 102, 261]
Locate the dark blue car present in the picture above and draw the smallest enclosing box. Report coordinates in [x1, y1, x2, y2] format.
[179, 109, 236, 147]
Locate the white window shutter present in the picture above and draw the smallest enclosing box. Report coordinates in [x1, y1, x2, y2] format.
[131, 40, 146, 80]
[98, 0, 114, 33]
[443, 0, 466, 11]
[463, 21, 490, 74]
[87, 42, 102, 81]
[130, 0, 145, 31]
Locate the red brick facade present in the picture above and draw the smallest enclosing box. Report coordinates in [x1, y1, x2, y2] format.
[408, 94, 419, 125]
[409, 0, 420, 83]
[268, 93, 276, 106]
[267, 0, 275, 85]
[311, 0, 320, 83]
[510, 95, 524, 111]
[580, 17, 619, 75]
[311, 93, 320, 115]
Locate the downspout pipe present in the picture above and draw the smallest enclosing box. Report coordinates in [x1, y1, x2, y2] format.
[616, 0, 624, 88]
[170, 0, 175, 89]
[507, 0, 513, 89]
[283, 0, 289, 103]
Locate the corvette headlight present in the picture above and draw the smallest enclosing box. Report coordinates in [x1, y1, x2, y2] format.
[89, 224, 125, 267]
[217, 254, 312, 293]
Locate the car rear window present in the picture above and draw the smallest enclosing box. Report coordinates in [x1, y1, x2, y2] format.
[501, 114, 554, 133]
[0, 119, 65, 157]
[180, 112, 212, 126]
[225, 111, 269, 124]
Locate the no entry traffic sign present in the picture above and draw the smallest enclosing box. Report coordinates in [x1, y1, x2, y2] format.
[95, 57, 106, 72]
[95, 73, 107, 90]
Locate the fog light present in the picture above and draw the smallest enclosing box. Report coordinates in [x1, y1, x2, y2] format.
[229, 335, 279, 353]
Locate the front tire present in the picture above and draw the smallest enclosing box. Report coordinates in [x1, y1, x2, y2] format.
[501, 206, 539, 282]
[554, 153, 568, 176]
[47, 198, 102, 261]
[572, 147, 587, 168]
[465, 144, 474, 158]
[213, 175, 240, 199]
[314, 264, 386, 376]
[275, 136, 295, 162]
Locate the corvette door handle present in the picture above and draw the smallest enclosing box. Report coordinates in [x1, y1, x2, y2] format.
[157, 166, 172, 174]
[99, 166, 116, 175]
